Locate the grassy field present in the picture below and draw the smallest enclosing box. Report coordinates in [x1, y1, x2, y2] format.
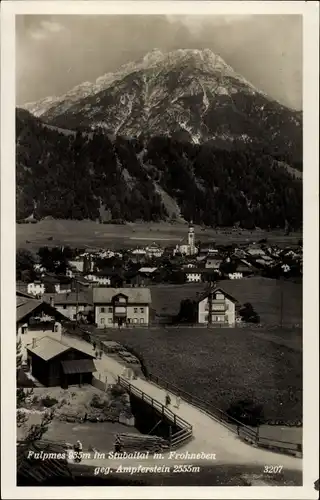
[98, 326, 302, 428]
[16, 219, 302, 251]
[150, 277, 302, 326]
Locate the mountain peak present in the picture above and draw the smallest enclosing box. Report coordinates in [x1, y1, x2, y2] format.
[20, 47, 301, 158]
[142, 48, 165, 66]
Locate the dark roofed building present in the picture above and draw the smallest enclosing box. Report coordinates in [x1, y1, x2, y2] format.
[27, 336, 96, 388]
[42, 291, 93, 321]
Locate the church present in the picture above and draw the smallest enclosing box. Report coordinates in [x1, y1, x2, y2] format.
[173, 222, 198, 256]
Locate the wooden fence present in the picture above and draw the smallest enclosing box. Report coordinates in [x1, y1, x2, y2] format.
[64, 325, 302, 456]
[118, 376, 193, 449]
[148, 373, 302, 456]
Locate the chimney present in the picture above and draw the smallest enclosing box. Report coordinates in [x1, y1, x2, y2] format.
[50, 296, 54, 307]
[32, 338, 37, 349]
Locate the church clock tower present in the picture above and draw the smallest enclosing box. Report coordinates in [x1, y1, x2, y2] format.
[188, 221, 195, 255]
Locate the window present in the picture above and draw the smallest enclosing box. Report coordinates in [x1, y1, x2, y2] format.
[108, 307, 112, 313]
[100, 307, 105, 313]
[140, 307, 144, 313]
[140, 318, 144, 324]
[108, 318, 113, 324]
[134, 307, 138, 313]
[101, 318, 105, 325]
[133, 318, 138, 324]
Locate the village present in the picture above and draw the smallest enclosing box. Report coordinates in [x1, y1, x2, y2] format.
[17, 223, 302, 325]
[16, 223, 303, 484]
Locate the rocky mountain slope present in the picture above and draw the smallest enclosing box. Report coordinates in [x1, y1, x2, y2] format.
[16, 107, 302, 229]
[22, 49, 302, 168]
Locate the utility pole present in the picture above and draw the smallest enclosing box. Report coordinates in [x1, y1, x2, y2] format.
[76, 279, 79, 324]
[279, 275, 284, 328]
[208, 289, 213, 327]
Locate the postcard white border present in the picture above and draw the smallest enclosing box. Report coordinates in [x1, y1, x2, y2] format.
[1, 1, 319, 499]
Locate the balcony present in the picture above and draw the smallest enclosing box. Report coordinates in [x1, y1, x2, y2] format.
[205, 301, 228, 312]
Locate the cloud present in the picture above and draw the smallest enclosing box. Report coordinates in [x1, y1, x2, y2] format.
[41, 20, 65, 33]
[29, 20, 65, 40]
[16, 15, 302, 110]
[166, 14, 252, 37]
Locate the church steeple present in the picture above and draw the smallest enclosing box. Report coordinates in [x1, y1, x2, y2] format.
[188, 220, 195, 254]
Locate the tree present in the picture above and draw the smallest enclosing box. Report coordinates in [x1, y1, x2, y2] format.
[16, 337, 54, 439]
[239, 302, 260, 323]
[16, 249, 36, 281]
[176, 299, 197, 323]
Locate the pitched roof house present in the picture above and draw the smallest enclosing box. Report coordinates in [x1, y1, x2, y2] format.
[197, 287, 238, 327]
[93, 287, 152, 328]
[27, 336, 96, 387]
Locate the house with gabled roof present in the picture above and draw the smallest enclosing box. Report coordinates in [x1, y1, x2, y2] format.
[42, 291, 93, 321]
[93, 287, 152, 328]
[16, 296, 67, 361]
[197, 287, 238, 326]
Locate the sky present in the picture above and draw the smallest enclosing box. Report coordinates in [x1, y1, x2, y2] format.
[16, 14, 302, 110]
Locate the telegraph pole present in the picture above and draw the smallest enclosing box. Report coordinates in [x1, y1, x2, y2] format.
[208, 289, 213, 326]
[279, 275, 284, 328]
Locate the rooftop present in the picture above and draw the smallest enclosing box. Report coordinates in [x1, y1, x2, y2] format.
[26, 335, 95, 361]
[138, 267, 158, 274]
[93, 287, 152, 304]
[197, 287, 238, 304]
[42, 291, 92, 305]
[16, 298, 43, 323]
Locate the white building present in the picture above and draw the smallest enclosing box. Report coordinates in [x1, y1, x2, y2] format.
[27, 281, 45, 296]
[197, 287, 237, 326]
[185, 271, 202, 283]
[228, 272, 243, 280]
[145, 243, 164, 259]
[131, 248, 147, 256]
[174, 222, 198, 256]
[205, 257, 222, 270]
[16, 296, 65, 361]
[93, 287, 152, 328]
[42, 292, 93, 321]
[84, 273, 111, 286]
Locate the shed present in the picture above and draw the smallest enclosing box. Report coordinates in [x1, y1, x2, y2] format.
[27, 337, 96, 388]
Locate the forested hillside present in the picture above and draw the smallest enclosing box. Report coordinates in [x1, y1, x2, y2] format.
[16, 108, 302, 230]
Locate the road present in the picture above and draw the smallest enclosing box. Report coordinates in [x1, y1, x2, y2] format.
[62, 332, 302, 472]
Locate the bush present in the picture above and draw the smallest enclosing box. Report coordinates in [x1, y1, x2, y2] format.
[90, 394, 106, 409]
[41, 396, 58, 408]
[239, 302, 261, 324]
[226, 399, 265, 427]
[110, 384, 126, 398]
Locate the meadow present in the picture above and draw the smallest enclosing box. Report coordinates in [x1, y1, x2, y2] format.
[99, 326, 302, 428]
[16, 219, 302, 251]
[149, 277, 302, 326]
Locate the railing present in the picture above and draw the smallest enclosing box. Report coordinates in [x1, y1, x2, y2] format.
[118, 376, 193, 449]
[63, 325, 302, 456]
[147, 373, 302, 456]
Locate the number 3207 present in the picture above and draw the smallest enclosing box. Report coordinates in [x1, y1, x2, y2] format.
[264, 465, 283, 474]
